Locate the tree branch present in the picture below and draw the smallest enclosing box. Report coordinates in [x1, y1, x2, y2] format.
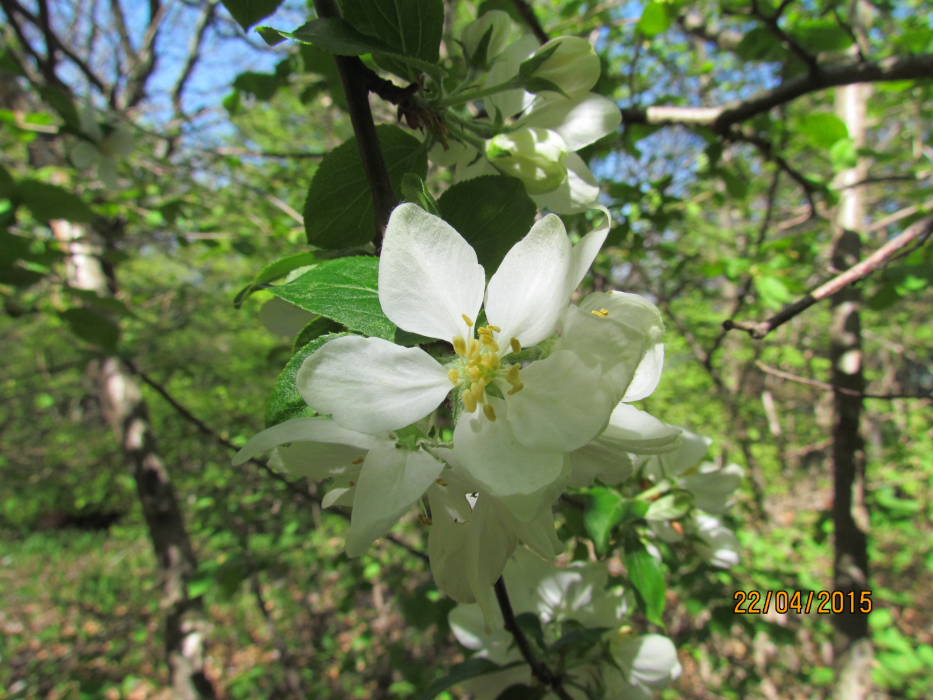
[494, 578, 572, 699]
[756, 361, 931, 400]
[620, 53, 933, 131]
[313, 0, 397, 251]
[171, 0, 218, 117]
[723, 214, 933, 339]
[511, 0, 549, 44]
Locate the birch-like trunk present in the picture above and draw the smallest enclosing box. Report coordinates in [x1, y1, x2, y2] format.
[52, 219, 217, 700]
[830, 68, 873, 700]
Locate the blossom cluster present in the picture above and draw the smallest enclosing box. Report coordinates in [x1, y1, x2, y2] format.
[429, 10, 621, 214]
[235, 201, 739, 609]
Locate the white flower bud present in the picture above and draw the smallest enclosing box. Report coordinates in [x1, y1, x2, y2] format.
[485, 127, 568, 193]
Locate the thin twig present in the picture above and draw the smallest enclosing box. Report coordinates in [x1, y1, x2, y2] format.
[756, 361, 931, 400]
[511, 0, 549, 44]
[494, 577, 572, 699]
[723, 214, 933, 339]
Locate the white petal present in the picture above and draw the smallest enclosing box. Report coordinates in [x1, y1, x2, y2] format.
[485, 35, 538, 118]
[622, 342, 665, 402]
[506, 350, 615, 451]
[277, 441, 367, 480]
[695, 513, 741, 568]
[232, 417, 382, 465]
[599, 404, 682, 454]
[568, 441, 636, 487]
[522, 93, 621, 151]
[379, 203, 485, 341]
[642, 429, 711, 479]
[612, 634, 682, 689]
[565, 206, 611, 295]
[346, 446, 444, 556]
[485, 214, 572, 347]
[453, 405, 567, 518]
[531, 152, 600, 214]
[681, 463, 744, 515]
[297, 335, 450, 433]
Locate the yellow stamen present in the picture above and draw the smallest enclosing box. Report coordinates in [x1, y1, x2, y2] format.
[471, 381, 487, 404]
[453, 336, 467, 356]
[481, 353, 499, 370]
[461, 314, 474, 327]
[448, 368, 460, 384]
[463, 390, 478, 412]
[467, 365, 482, 381]
[487, 324, 501, 332]
[483, 404, 496, 421]
[591, 308, 609, 318]
[510, 337, 521, 353]
[468, 339, 480, 358]
[507, 382, 524, 395]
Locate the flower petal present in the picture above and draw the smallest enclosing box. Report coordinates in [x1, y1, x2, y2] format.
[531, 152, 600, 214]
[379, 203, 485, 342]
[297, 335, 450, 433]
[642, 429, 712, 479]
[346, 446, 444, 556]
[507, 350, 615, 451]
[453, 404, 567, 518]
[622, 341, 665, 402]
[599, 403, 682, 454]
[485, 214, 572, 347]
[565, 206, 610, 295]
[232, 416, 382, 466]
[277, 441, 365, 480]
[522, 93, 622, 151]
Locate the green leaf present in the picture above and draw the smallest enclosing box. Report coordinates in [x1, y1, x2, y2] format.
[798, 112, 849, 149]
[292, 315, 344, 351]
[792, 20, 854, 52]
[266, 332, 347, 426]
[417, 657, 523, 700]
[290, 18, 391, 55]
[222, 0, 284, 32]
[754, 275, 792, 309]
[830, 138, 858, 170]
[622, 535, 666, 625]
[234, 252, 317, 307]
[303, 125, 426, 249]
[583, 487, 649, 556]
[341, 0, 444, 80]
[59, 307, 120, 351]
[232, 71, 282, 100]
[637, 2, 673, 37]
[269, 256, 396, 340]
[15, 180, 94, 222]
[400, 173, 440, 215]
[437, 176, 535, 274]
[0, 164, 14, 199]
[735, 27, 787, 62]
[644, 490, 692, 521]
[522, 77, 569, 98]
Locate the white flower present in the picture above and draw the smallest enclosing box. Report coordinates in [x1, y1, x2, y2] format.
[298, 203, 619, 506]
[448, 548, 679, 699]
[232, 417, 443, 557]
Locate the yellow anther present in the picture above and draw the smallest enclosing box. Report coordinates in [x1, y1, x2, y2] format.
[467, 365, 482, 381]
[507, 365, 521, 381]
[448, 368, 460, 384]
[591, 308, 609, 318]
[463, 390, 478, 412]
[468, 339, 480, 358]
[483, 404, 497, 421]
[453, 336, 467, 356]
[507, 381, 524, 395]
[487, 324, 501, 332]
[471, 381, 487, 404]
[462, 314, 474, 327]
[510, 337, 521, 354]
[481, 353, 499, 370]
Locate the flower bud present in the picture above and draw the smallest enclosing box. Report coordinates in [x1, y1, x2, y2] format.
[520, 36, 600, 96]
[461, 10, 513, 67]
[485, 127, 568, 194]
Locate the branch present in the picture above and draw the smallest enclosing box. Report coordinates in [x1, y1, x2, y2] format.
[724, 214, 933, 339]
[620, 53, 933, 131]
[313, 0, 397, 251]
[494, 578, 572, 699]
[676, 10, 743, 50]
[511, 0, 549, 44]
[171, 0, 218, 117]
[756, 361, 931, 400]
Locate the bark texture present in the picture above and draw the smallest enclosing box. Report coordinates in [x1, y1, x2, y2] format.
[830, 73, 873, 700]
[52, 219, 217, 699]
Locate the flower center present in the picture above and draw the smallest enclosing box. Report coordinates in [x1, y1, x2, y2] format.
[448, 314, 524, 421]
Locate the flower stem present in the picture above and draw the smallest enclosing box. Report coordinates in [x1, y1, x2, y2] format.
[438, 78, 522, 108]
[493, 577, 573, 699]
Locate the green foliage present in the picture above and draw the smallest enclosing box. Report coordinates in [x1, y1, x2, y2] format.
[222, 0, 284, 32]
[303, 125, 426, 248]
[269, 256, 395, 339]
[265, 332, 345, 426]
[583, 487, 648, 556]
[15, 180, 94, 222]
[418, 657, 522, 700]
[622, 534, 666, 626]
[437, 175, 536, 274]
[58, 307, 120, 351]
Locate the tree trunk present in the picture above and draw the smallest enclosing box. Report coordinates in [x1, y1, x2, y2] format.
[52, 219, 218, 700]
[830, 74, 873, 700]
